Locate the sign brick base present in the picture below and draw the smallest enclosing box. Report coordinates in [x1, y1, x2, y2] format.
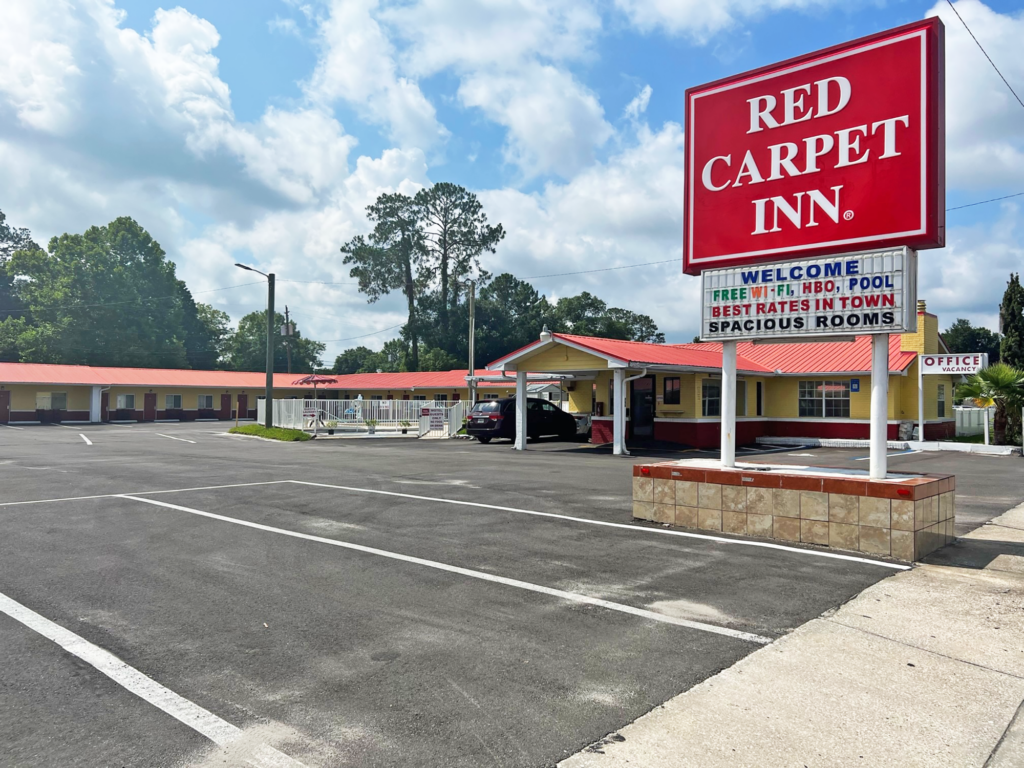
[632, 460, 953, 562]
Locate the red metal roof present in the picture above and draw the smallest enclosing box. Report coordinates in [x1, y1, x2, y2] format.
[552, 334, 773, 373]
[0, 362, 510, 390]
[677, 334, 916, 374]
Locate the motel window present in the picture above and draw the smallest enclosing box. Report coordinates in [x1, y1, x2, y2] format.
[198, 394, 214, 410]
[823, 381, 851, 418]
[371, 395, 383, 401]
[937, 384, 946, 418]
[798, 381, 824, 417]
[485, 393, 500, 400]
[736, 380, 747, 417]
[36, 392, 67, 410]
[664, 377, 681, 405]
[165, 394, 182, 410]
[799, 381, 850, 418]
[413, 395, 427, 401]
[116, 394, 135, 410]
[435, 394, 448, 402]
[701, 380, 721, 417]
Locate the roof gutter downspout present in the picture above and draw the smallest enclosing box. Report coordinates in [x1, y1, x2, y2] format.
[619, 367, 648, 457]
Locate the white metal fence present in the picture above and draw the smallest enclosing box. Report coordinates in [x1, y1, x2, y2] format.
[955, 406, 994, 437]
[259, 399, 465, 436]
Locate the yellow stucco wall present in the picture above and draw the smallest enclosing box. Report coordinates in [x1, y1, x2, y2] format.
[4, 384, 92, 411]
[511, 344, 611, 372]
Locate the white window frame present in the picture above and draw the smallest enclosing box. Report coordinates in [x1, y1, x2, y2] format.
[798, 380, 851, 418]
[434, 394, 448, 402]
[165, 394, 182, 410]
[937, 383, 946, 418]
[701, 379, 721, 417]
[197, 394, 214, 410]
[116, 394, 136, 410]
[412, 395, 427, 401]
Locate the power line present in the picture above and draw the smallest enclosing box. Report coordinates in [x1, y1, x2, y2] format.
[521, 258, 678, 280]
[319, 323, 406, 343]
[946, 191, 1024, 211]
[278, 279, 360, 286]
[945, 0, 1024, 110]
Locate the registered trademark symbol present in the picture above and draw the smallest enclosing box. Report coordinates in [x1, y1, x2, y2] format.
[843, 210, 854, 221]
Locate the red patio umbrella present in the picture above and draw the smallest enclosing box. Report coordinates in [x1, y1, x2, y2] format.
[292, 373, 338, 399]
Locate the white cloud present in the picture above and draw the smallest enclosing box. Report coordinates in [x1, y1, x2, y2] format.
[614, 0, 835, 41]
[927, 0, 1024, 189]
[459, 64, 613, 179]
[0, 0, 83, 133]
[919, 202, 1023, 331]
[479, 121, 696, 338]
[305, 0, 448, 151]
[623, 84, 652, 121]
[382, 0, 600, 76]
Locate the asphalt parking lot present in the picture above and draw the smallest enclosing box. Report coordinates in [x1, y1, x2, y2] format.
[1, 423, 1022, 767]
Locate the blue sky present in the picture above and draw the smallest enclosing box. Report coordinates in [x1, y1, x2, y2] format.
[1, 0, 1022, 358]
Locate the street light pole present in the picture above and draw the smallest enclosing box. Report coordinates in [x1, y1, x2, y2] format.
[235, 263, 275, 430]
[468, 280, 476, 407]
[265, 273, 275, 429]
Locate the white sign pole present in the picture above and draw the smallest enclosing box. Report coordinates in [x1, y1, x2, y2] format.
[984, 408, 990, 446]
[918, 356, 925, 441]
[870, 334, 890, 479]
[721, 341, 737, 468]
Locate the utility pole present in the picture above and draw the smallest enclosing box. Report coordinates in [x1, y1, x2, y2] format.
[265, 273, 275, 429]
[235, 263, 276, 430]
[283, 305, 293, 375]
[468, 280, 476, 407]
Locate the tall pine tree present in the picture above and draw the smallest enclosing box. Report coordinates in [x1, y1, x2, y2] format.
[1000, 273, 1024, 369]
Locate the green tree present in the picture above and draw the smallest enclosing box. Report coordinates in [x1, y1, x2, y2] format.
[415, 182, 504, 339]
[1000, 273, 1024, 369]
[333, 345, 378, 374]
[942, 318, 1000, 362]
[192, 302, 231, 369]
[0, 208, 40, 322]
[956, 363, 1024, 446]
[341, 193, 425, 371]
[418, 345, 460, 371]
[8, 217, 193, 367]
[473, 273, 553, 364]
[224, 311, 325, 373]
[550, 292, 664, 342]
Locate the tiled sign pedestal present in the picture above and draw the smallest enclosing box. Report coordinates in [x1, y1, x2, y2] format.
[632, 459, 954, 562]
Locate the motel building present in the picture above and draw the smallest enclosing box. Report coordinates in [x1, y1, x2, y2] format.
[1, 301, 955, 448]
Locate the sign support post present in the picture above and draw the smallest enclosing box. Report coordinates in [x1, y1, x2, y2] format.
[870, 334, 890, 479]
[918, 359, 925, 442]
[721, 341, 737, 468]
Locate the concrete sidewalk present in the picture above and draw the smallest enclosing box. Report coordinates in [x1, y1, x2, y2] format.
[562, 504, 1024, 768]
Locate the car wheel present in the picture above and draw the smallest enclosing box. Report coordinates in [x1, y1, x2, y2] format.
[477, 436, 491, 444]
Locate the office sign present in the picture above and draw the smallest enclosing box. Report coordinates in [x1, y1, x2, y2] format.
[701, 247, 917, 341]
[683, 17, 944, 275]
[920, 353, 987, 375]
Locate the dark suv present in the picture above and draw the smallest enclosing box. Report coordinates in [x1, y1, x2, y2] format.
[467, 397, 578, 444]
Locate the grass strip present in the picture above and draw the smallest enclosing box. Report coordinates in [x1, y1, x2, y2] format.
[229, 424, 311, 442]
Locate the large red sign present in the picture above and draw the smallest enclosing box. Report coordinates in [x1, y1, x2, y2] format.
[683, 18, 944, 276]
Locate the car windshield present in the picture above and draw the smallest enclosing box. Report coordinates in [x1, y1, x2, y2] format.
[472, 401, 501, 412]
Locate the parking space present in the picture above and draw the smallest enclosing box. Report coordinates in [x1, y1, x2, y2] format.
[1, 424, 1020, 766]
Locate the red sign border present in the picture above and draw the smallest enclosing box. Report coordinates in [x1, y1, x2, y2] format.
[682, 17, 944, 276]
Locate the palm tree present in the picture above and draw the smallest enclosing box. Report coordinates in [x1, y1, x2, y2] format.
[956, 363, 1024, 445]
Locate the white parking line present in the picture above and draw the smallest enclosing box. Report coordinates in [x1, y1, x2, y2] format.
[288, 481, 909, 571]
[156, 433, 197, 444]
[122, 494, 772, 644]
[0, 591, 304, 767]
[0, 424, 24, 430]
[0, 481, 287, 508]
[79, 434, 93, 446]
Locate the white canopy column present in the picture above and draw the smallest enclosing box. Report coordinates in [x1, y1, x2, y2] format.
[613, 368, 626, 456]
[90, 386, 102, 423]
[514, 369, 527, 450]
